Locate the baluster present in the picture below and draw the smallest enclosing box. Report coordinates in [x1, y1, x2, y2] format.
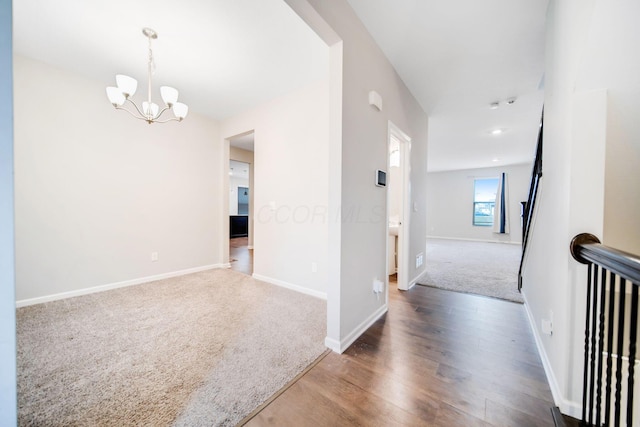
[628, 283, 638, 427]
[614, 278, 627, 426]
[583, 265, 598, 425]
[596, 266, 606, 426]
[605, 270, 616, 424]
[584, 262, 594, 424]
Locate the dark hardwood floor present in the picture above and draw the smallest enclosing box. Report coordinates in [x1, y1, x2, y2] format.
[243, 279, 556, 426]
[230, 236, 253, 276]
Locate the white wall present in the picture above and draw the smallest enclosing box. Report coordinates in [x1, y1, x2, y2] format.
[426, 163, 532, 244]
[0, 0, 16, 422]
[523, 0, 640, 417]
[14, 55, 224, 303]
[578, 1, 640, 255]
[221, 79, 330, 299]
[286, 0, 429, 352]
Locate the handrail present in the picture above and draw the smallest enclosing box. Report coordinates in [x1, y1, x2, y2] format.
[571, 233, 640, 284]
[569, 233, 640, 427]
[518, 109, 544, 290]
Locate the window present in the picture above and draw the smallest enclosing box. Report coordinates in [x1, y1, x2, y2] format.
[473, 178, 499, 226]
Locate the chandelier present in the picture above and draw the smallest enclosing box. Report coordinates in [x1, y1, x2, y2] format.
[106, 28, 188, 124]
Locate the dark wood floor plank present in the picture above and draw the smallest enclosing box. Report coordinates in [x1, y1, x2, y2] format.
[246, 376, 360, 426]
[299, 363, 427, 426]
[312, 354, 441, 423]
[358, 322, 551, 390]
[431, 401, 493, 427]
[243, 284, 556, 426]
[485, 398, 555, 427]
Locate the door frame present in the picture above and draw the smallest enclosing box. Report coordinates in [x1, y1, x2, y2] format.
[224, 130, 255, 268]
[387, 121, 412, 291]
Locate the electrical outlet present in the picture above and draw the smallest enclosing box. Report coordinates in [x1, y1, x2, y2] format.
[542, 310, 554, 335]
[373, 278, 384, 294]
[415, 253, 424, 268]
[151, 252, 159, 262]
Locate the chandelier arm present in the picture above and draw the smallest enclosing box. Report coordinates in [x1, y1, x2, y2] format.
[154, 116, 183, 124]
[124, 98, 149, 120]
[116, 102, 179, 123]
[114, 105, 152, 122]
[154, 106, 172, 120]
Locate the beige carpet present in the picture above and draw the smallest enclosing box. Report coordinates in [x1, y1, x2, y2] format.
[416, 238, 524, 303]
[17, 268, 326, 426]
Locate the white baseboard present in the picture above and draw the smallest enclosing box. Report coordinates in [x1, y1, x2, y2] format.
[325, 303, 388, 354]
[407, 272, 421, 290]
[522, 291, 582, 418]
[16, 264, 225, 308]
[324, 337, 341, 353]
[251, 273, 327, 300]
[426, 235, 522, 245]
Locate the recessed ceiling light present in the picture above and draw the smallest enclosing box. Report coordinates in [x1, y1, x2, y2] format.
[491, 129, 504, 135]
[489, 102, 500, 110]
[506, 97, 517, 105]
[492, 158, 500, 162]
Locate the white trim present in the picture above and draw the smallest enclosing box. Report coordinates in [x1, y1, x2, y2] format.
[325, 304, 388, 354]
[16, 264, 225, 307]
[407, 275, 418, 290]
[252, 273, 327, 300]
[388, 121, 412, 291]
[324, 336, 341, 352]
[426, 235, 522, 245]
[247, 245, 254, 250]
[522, 291, 582, 418]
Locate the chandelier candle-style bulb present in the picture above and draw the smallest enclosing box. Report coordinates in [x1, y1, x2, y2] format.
[143, 101, 159, 118]
[105, 28, 188, 124]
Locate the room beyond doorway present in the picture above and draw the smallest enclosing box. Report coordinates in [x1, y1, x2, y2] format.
[230, 236, 253, 276]
[227, 131, 255, 276]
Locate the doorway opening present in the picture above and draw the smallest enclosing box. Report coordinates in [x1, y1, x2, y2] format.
[228, 132, 255, 276]
[387, 122, 411, 291]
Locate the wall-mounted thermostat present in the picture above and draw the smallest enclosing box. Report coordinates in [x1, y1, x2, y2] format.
[376, 169, 387, 187]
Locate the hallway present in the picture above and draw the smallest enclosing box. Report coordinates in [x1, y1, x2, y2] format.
[243, 284, 555, 426]
[230, 237, 253, 276]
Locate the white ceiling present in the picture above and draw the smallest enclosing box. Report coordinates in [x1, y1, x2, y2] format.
[229, 160, 250, 180]
[347, 0, 548, 172]
[14, 0, 548, 172]
[13, 0, 329, 121]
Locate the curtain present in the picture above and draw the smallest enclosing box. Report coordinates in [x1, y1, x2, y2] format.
[493, 172, 510, 234]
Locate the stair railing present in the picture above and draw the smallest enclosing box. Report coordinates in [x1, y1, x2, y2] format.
[570, 233, 640, 427]
[518, 110, 544, 290]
